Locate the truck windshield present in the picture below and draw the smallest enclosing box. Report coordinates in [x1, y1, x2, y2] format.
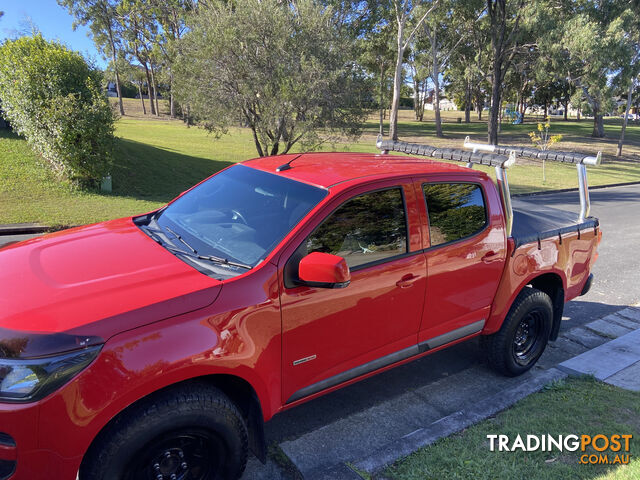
[146, 165, 327, 277]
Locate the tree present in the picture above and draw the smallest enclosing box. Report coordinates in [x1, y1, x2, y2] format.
[359, 14, 396, 134]
[58, 0, 126, 116]
[0, 35, 114, 187]
[407, 47, 429, 121]
[553, 2, 635, 137]
[444, 1, 489, 123]
[417, 0, 475, 137]
[388, 0, 439, 141]
[117, 0, 159, 115]
[175, 0, 370, 157]
[486, 0, 526, 145]
[148, 0, 192, 118]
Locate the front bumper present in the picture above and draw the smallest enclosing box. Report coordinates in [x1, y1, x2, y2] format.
[0, 396, 83, 480]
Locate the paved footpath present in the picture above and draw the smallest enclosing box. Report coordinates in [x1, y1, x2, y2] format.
[559, 306, 640, 392]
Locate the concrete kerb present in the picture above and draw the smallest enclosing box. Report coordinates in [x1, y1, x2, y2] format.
[0, 223, 50, 235]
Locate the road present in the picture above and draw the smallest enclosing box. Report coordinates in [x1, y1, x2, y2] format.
[1, 183, 639, 465]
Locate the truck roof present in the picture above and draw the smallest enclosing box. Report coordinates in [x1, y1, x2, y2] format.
[244, 152, 481, 189]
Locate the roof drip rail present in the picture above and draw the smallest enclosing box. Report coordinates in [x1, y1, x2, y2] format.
[463, 136, 602, 223]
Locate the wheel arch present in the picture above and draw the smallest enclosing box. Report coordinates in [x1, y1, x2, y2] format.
[527, 272, 565, 341]
[80, 373, 267, 474]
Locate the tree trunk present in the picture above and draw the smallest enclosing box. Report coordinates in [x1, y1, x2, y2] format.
[433, 75, 443, 138]
[143, 63, 156, 116]
[464, 81, 471, 123]
[379, 63, 385, 135]
[431, 33, 443, 138]
[249, 125, 264, 157]
[137, 81, 146, 115]
[150, 64, 160, 116]
[591, 101, 604, 137]
[389, 20, 405, 141]
[592, 114, 604, 137]
[563, 99, 568, 120]
[543, 102, 548, 120]
[576, 107, 580, 121]
[108, 34, 125, 116]
[488, 61, 502, 145]
[412, 73, 420, 121]
[169, 71, 175, 118]
[617, 79, 635, 157]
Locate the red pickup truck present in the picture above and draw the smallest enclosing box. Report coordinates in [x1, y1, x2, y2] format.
[0, 141, 600, 480]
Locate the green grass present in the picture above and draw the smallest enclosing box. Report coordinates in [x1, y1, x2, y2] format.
[1, 105, 640, 226]
[384, 377, 640, 480]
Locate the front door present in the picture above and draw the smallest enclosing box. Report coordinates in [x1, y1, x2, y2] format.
[279, 180, 426, 405]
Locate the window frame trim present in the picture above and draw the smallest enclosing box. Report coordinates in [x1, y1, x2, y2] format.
[297, 185, 412, 275]
[421, 181, 490, 251]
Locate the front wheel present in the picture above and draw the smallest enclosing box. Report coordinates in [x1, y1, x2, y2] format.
[80, 383, 248, 480]
[483, 287, 553, 376]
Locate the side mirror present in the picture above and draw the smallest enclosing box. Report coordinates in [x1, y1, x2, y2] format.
[298, 252, 351, 289]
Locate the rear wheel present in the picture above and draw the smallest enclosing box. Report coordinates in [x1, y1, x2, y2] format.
[484, 287, 553, 376]
[80, 383, 248, 480]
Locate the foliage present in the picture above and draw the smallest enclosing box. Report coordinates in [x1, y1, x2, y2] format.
[529, 121, 562, 182]
[174, 0, 371, 156]
[545, 1, 636, 137]
[308, 189, 406, 258]
[3, 107, 640, 226]
[58, 0, 126, 115]
[0, 35, 115, 187]
[529, 122, 562, 151]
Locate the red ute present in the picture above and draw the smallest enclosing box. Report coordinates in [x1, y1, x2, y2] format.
[0, 145, 600, 480]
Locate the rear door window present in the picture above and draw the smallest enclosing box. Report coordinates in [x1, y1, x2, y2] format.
[422, 183, 487, 247]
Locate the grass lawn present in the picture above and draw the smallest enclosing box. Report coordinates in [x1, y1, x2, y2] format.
[384, 377, 640, 480]
[1, 99, 640, 226]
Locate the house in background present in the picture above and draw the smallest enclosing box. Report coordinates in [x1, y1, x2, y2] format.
[106, 82, 118, 97]
[423, 89, 458, 111]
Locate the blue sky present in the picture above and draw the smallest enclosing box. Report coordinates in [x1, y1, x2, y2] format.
[0, 0, 105, 67]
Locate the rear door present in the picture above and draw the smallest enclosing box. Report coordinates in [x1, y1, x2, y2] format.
[413, 175, 507, 347]
[278, 179, 426, 405]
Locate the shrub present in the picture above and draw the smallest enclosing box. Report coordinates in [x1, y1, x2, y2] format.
[0, 35, 115, 187]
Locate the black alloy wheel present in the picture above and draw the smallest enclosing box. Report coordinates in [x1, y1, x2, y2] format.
[124, 428, 224, 480]
[483, 287, 553, 376]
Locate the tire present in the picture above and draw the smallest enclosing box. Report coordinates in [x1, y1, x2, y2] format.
[484, 287, 553, 376]
[80, 383, 248, 480]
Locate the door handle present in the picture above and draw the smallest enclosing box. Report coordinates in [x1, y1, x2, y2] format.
[482, 251, 500, 263]
[396, 274, 420, 288]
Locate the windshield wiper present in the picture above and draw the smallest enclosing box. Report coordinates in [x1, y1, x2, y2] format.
[164, 226, 197, 253]
[143, 222, 252, 270]
[164, 246, 252, 270]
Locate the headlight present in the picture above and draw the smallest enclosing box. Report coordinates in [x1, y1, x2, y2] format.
[0, 346, 102, 403]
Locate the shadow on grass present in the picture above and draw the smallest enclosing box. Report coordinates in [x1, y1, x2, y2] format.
[106, 137, 234, 203]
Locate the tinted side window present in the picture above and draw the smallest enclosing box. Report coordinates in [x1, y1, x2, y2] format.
[306, 188, 407, 269]
[422, 183, 487, 247]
